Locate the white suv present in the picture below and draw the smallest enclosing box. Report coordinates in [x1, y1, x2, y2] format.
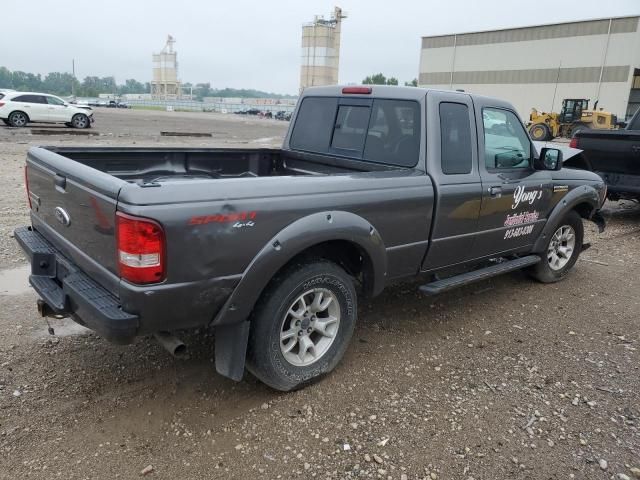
[0, 92, 94, 128]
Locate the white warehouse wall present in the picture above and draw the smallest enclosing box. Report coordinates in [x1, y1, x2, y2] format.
[419, 16, 640, 119]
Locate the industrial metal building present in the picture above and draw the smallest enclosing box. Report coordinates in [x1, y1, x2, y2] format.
[300, 7, 346, 91]
[419, 16, 640, 120]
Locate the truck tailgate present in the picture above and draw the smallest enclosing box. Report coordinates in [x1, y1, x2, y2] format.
[26, 147, 126, 290]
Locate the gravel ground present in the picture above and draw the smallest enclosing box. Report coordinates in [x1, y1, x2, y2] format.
[0, 110, 638, 480]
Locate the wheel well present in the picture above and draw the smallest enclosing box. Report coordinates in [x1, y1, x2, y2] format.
[573, 201, 595, 220]
[278, 240, 375, 297]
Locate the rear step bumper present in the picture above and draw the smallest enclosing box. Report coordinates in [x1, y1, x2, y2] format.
[13, 226, 139, 344]
[419, 255, 541, 295]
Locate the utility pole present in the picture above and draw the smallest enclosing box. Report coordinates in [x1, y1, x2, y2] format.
[71, 59, 76, 98]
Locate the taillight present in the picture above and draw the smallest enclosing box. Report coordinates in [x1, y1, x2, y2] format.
[116, 212, 165, 284]
[0, 102, 5, 107]
[342, 86, 372, 94]
[24, 165, 32, 209]
[569, 137, 579, 149]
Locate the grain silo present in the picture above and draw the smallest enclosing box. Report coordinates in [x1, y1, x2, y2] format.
[151, 35, 182, 99]
[300, 7, 347, 92]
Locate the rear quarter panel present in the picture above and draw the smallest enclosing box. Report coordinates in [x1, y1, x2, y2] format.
[117, 170, 434, 285]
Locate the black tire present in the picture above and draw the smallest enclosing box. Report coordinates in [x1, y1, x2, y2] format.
[71, 113, 90, 129]
[246, 260, 357, 391]
[2, 119, 10, 126]
[528, 210, 583, 283]
[8, 111, 29, 127]
[529, 123, 551, 141]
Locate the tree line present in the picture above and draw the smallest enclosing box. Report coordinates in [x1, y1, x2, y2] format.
[0, 67, 148, 97]
[0, 67, 297, 100]
[363, 73, 418, 87]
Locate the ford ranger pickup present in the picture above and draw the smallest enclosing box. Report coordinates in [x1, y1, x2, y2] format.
[14, 85, 606, 391]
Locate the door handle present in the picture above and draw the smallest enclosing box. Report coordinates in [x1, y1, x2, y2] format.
[489, 186, 502, 196]
[632, 145, 640, 153]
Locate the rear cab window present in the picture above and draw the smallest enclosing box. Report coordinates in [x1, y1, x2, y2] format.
[290, 96, 420, 168]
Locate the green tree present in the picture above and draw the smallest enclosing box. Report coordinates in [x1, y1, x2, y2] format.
[11, 71, 42, 91]
[362, 73, 398, 86]
[118, 78, 146, 95]
[404, 78, 418, 87]
[0, 67, 13, 89]
[194, 82, 212, 100]
[43, 72, 77, 95]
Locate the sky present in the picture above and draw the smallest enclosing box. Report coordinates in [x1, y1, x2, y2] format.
[1, 0, 639, 95]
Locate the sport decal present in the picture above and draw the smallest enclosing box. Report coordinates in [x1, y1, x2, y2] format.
[189, 211, 257, 226]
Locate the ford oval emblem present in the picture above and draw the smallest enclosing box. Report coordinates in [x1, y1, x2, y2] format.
[54, 207, 71, 227]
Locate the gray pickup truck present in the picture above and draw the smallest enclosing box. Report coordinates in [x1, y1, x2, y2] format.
[15, 85, 606, 391]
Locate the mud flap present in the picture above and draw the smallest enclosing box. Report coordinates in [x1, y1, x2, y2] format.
[214, 321, 250, 381]
[590, 211, 606, 233]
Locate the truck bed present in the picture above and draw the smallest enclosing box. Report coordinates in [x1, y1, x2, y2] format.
[42, 146, 390, 185]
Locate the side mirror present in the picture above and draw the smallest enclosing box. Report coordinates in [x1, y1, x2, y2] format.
[536, 147, 563, 171]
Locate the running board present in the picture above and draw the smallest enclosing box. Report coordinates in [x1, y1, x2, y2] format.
[419, 255, 541, 296]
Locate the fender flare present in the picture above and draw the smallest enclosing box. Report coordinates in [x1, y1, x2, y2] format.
[214, 210, 387, 328]
[212, 211, 387, 381]
[532, 185, 601, 253]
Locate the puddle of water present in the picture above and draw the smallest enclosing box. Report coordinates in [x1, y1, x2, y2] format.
[0, 264, 31, 295]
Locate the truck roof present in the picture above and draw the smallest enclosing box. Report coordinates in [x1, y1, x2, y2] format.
[301, 85, 514, 111]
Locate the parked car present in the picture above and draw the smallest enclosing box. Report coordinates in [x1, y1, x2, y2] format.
[566, 107, 640, 201]
[0, 92, 94, 128]
[14, 85, 606, 391]
[275, 110, 292, 121]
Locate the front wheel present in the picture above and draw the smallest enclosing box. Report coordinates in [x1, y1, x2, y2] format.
[246, 260, 357, 391]
[71, 113, 90, 129]
[529, 123, 551, 141]
[528, 210, 584, 283]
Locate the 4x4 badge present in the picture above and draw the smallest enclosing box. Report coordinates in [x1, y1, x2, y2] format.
[54, 207, 71, 227]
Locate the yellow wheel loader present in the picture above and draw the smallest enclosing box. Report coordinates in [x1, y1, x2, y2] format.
[528, 99, 618, 141]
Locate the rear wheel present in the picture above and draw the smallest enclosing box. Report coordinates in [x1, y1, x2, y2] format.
[528, 210, 583, 283]
[529, 123, 551, 141]
[71, 113, 90, 129]
[8, 111, 28, 127]
[246, 260, 357, 391]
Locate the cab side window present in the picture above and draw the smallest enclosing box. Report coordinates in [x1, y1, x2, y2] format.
[439, 102, 472, 174]
[46, 96, 65, 106]
[483, 108, 531, 169]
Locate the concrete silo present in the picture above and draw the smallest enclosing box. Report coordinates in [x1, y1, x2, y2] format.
[300, 7, 347, 92]
[151, 35, 182, 99]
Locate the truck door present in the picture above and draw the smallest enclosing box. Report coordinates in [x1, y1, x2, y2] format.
[473, 102, 554, 257]
[421, 91, 483, 270]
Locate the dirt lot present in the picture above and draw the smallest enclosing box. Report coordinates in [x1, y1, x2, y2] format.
[0, 109, 639, 480]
